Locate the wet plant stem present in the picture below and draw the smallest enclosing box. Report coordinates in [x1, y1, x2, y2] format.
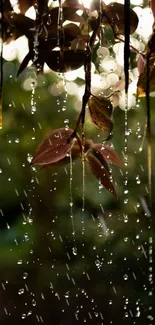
[71, 8, 102, 140]
[146, 53, 152, 208]
[0, 0, 4, 115]
[58, 0, 64, 56]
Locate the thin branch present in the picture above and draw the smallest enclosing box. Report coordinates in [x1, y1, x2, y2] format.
[146, 52, 152, 208]
[70, 8, 102, 140]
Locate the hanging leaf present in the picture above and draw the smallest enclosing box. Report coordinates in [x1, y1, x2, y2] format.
[17, 0, 34, 13]
[17, 0, 48, 14]
[71, 38, 86, 51]
[63, 0, 84, 10]
[92, 144, 123, 168]
[32, 128, 75, 166]
[67, 12, 84, 23]
[137, 54, 146, 75]
[3, 14, 17, 43]
[63, 23, 81, 42]
[149, 0, 155, 18]
[39, 23, 80, 42]
[88, 95, 114, 134]
[49, 6, 83, 26]
[103, 2, 138, 35]
[92, 148, 111, 175]
[17, 51, 33, 77]
[4, 0, 13, 11]
[147, 30, 155, 53]
[84, 139, 94, 152]
[4, 12, 35, 41]
[40, 140, 82, 169]
[87, 155, 117, 197]
[137, 55, 155, 97]
[45, 49, 85, 72]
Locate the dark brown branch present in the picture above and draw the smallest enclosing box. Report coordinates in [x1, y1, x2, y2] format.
[70, 5, 102, 140]
[146, 52, 152, 208]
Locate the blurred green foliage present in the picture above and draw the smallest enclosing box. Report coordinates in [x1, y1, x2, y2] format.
[0, 57, 155, 325]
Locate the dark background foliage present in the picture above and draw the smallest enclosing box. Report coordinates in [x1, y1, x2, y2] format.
[1, 57, 155, 325]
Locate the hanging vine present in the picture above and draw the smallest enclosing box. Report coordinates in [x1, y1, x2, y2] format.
[2, 0, 154, 201]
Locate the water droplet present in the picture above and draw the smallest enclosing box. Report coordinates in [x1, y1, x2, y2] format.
[72, 247, 77, 255]
[21, 314, 26, 319]
[27, 310, 32, 316]
[23, 272, 28, 280]
[18, 288, 24, 295]
[32, 299, 36, 306]
[64, 119, 69, 124]
[24, 233, 29, 241]
[124, 198, 128, 204]
[124, 215, 128, 223]
[64, 291, 69, 298]
[123, 274, 128, 281]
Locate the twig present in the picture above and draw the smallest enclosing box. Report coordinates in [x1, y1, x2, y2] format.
[146, 52, 152, 208]
[70, 5, 102, 140]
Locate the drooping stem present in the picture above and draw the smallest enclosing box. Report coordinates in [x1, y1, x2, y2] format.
[124, 0, 130, 95]
[117, 35, 145, 57]
[81, 45, 91, 137]
[69, 153, 77, 255]
[58, 0, 64, 54]
[0, 0, 4, 128]
[33, 0, 48, 71]
[146, 53, 152, 207]
[71, 6, 102, 139]
[123, 0, 130, 161]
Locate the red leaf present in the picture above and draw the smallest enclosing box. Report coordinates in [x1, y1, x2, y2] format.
[40, 140, 81, 169]
[92, 148, 111, 175]
[32, 128, 74, 166]
[137, 54, 145, 75]
[63, 0, 84, 9]
[149, 0, 155, 18]
[88, 95, 113, 133]
[87, 155, 117, 197]
[17, 0, 34, 13]
[104, 2, 139, 35]
[92, 144, 123, 168]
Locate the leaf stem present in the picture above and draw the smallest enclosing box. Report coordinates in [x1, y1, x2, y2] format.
[71, 3, 102, 139]
[146, 52, 152, 208]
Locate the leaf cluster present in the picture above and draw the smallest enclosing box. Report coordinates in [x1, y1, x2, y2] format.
[3, 0, 145, 198]
[3, 0, 138, 75]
